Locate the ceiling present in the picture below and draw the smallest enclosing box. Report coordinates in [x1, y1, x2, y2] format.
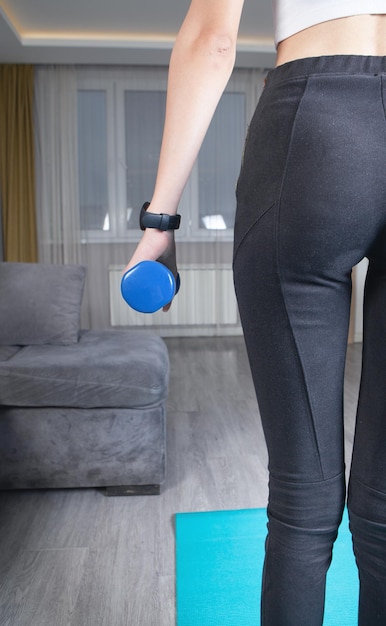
[0, 0, 275, 67]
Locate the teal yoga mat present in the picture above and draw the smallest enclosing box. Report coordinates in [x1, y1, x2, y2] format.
[175, 508, 358, 626]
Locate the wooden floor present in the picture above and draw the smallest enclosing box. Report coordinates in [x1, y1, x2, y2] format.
[0, 337, 362, 626]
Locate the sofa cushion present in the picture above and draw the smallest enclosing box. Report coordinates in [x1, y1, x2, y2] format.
[0, 330, 169, 409]
[0, 346, 21, 362]
[0, 262, 86, 346]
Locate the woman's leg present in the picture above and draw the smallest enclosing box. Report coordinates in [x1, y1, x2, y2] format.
[348, 240, 386, 625]
[233, 57, 386, 625]
[233, 182, 350, 626]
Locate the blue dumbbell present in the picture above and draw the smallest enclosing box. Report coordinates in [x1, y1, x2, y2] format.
[121, 260, 180, 314]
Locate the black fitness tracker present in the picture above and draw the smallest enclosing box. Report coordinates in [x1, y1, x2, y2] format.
[139, 202, 181, 231]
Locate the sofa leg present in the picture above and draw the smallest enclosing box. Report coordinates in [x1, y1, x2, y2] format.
[104, 484, 161, 497]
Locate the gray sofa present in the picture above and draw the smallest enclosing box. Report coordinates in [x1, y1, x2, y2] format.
[0, 262, 169, 495]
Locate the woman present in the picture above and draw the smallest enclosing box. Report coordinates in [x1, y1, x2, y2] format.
[126, 2, 386, 624]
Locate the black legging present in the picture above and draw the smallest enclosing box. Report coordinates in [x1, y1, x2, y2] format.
[233, 56, 386, 626]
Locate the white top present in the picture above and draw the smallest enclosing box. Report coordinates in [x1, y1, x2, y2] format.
[273, 0, 386, 46]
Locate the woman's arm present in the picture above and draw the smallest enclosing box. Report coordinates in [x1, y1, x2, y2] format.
[125, 0, 245, 274]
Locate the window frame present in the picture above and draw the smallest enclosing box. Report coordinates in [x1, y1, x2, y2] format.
[76, 67, 256, 244]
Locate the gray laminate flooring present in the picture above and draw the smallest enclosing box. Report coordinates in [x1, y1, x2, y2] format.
[0, 337, 362, 626]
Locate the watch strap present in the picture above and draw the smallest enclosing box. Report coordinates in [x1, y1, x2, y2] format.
[140, 202, 181, 231]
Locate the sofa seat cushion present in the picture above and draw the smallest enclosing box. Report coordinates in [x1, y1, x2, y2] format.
[0, 346, 21, 362]
[0, 330, 169, 409]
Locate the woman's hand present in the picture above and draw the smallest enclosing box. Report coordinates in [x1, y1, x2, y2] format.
[123, 228, 178, 311]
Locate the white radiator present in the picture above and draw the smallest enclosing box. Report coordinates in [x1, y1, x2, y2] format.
[109, 264, 241, 335]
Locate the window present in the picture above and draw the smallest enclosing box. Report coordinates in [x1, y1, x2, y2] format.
[78, 89, 109, 231]
[197, 92, 245, 232]
[77, 67, 253, 242]
[123, 90, 167, 230]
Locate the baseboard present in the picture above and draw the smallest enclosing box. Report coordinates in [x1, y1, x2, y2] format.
[104, 484, 161, 497]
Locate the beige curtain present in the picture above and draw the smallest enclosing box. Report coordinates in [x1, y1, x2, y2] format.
[0, 65, 37, 262]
